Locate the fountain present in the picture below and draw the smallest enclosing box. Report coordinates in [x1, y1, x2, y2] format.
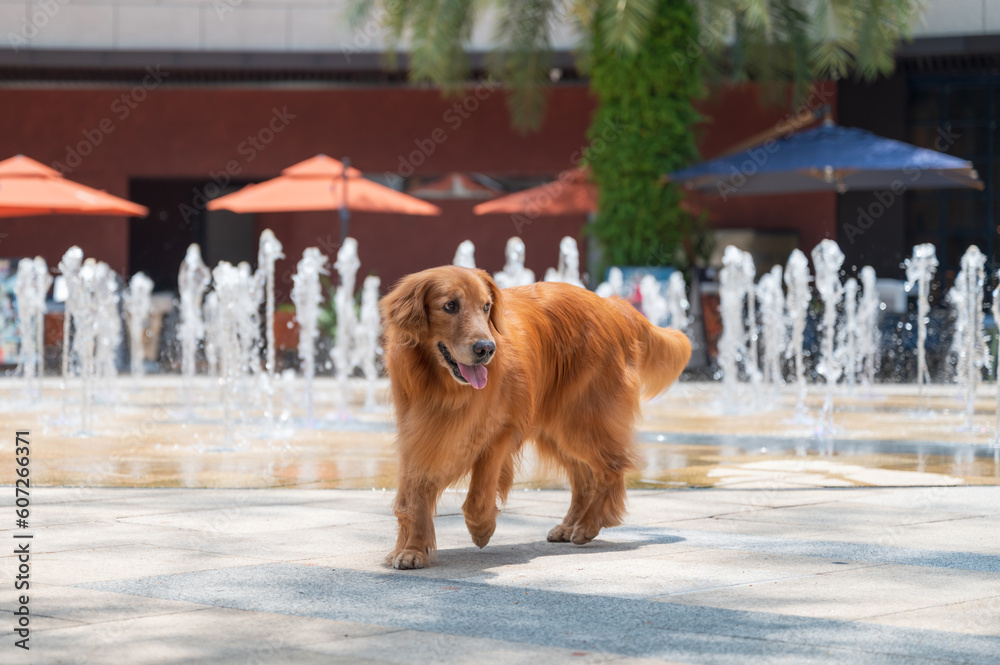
[235, 261, 264, 378]
[202, 291, 221, 378]
[948, 245, 990, 430]
[57, 246, 83, 390]
[856, 266, 882, 386]
[14, 257, 52, 392]
[811, 238, 846, 434]
[257, 229, 284, 376]
[544, 236, 585, 288]
[756, 265, 785, 386]
[993, 275, 1000, 447]
[717, 246, 757, 387]
[665, 271, 690, 333]
[354, 275, 382, 410]
[840, 277, 859, 389]
[453, 240, 476, 269]
[904, 243, 938, 404]
[210, 262, 241, 445]
[639, 275, 668, 326]
[596, 267, 624, 299]
[493, 237, 535, 288]
[177, 244, 211, 403]
[332, 238, 361, 417]
[95, 265, 121, 387]
[291, 248, 329, 424]
[784, 249, 811, 410]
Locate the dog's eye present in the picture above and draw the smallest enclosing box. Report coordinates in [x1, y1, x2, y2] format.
[483, 303, 491, 313]
[443, 300, 458, 313]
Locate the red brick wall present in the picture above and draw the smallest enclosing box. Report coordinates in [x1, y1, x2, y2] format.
[0, 80, 837, 290]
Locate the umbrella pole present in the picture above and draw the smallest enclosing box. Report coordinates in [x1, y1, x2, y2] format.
[340, 157, 351, 243]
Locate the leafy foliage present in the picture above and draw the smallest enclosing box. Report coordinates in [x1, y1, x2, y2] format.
[585, 0, 703, 268]
[352, 0, 925, 130]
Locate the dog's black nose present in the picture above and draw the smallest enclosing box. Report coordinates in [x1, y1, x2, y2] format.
[472, 340, 495, 360]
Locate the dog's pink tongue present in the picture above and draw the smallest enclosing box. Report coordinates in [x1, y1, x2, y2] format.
[458, 362, 488, 389]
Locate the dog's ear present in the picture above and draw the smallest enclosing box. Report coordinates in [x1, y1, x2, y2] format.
[479, 270, 507, 336]
[380, 273, 430, 347]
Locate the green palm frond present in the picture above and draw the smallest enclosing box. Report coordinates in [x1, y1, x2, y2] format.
[488, 0, 557, 131]
[596, 0, 657, 54]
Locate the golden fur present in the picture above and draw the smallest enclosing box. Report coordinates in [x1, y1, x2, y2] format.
[380, 266, 692, 569]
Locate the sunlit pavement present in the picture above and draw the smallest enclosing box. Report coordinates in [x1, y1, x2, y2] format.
[2, 486, 999, 664]
[3, 377, 1000, 662]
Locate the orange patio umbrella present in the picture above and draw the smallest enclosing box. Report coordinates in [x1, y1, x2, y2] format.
[0, 155, 149, 218]
[473, 166, 711, 218]
[207, 154, 441, 240]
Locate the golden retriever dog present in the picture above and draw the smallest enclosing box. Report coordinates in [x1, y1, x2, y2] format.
[380, 266, 691, 569]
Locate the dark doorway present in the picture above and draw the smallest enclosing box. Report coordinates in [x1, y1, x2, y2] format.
[128, 178, 257, 291]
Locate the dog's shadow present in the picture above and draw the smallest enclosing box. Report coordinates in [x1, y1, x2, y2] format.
[425, 519, 686, 579]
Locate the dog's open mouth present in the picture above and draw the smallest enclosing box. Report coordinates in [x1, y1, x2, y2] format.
[438, 342, 488, 389]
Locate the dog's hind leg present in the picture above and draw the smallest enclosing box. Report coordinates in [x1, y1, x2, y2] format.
[463, 432, 515, 549]
[535, 432, 596, 543]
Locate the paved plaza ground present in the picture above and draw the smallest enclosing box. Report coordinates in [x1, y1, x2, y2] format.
[2, 378, 999, 663]
[3, 485, 999, 664]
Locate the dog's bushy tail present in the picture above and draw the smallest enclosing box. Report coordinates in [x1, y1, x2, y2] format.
[607, 298, 692, 399]
[638, 323, 691, 399]
[619, 305, 692, 399]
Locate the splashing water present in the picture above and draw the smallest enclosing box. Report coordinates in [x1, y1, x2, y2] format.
[177, 244, 211, 404]
[948, 245, 990, 431]
[840, 278, 859, 390]
[57, 247, 84, 393]
[544, 236, 585, 288]
[811, 239, 845, 434]
[493, 237, 535, 288]
[291, 248, 329, 424]
[718, 246, 758, 388]
[257, 229, 285, 426]
[596, 267, 624, 299]
[639, 275, 668, 327]
[904, 243, 938, 405]
[354, 275, 382, 411]
[784, 249, 811, 410]
[453, 240, 476, 269]
[856, 267, 882, 387]
[756, 265, 785, 386]
[665, 271, 690, 333]
[332, 238, 360, 417]
[14, 257, 52, 395]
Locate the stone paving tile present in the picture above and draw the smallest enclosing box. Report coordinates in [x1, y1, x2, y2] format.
[7, 608, 400, 665]
[305, 629, 631, 664]
[710, 502, 984, 529]
[660, 562, 1000, 621]
[29, 544, 267, 585]
[799, 514, 1000, 554]
[0, 582, 212, 627]
[117, 503, 392, 534]
[864, 594, 1000, 636]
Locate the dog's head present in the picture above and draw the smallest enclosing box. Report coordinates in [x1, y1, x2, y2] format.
[380, 266, 506, 389]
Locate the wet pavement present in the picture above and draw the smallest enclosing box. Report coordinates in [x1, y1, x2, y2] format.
[0, 377, 998, 490]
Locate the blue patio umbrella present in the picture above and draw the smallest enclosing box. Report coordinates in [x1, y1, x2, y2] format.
[665, 121, 983, 197]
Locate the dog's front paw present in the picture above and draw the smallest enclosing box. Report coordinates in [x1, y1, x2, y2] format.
[570, 524, 599, 545]
[546, 524, 572, 542]
[390, 549, 429, 570]
[466, 518, 496, 549]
